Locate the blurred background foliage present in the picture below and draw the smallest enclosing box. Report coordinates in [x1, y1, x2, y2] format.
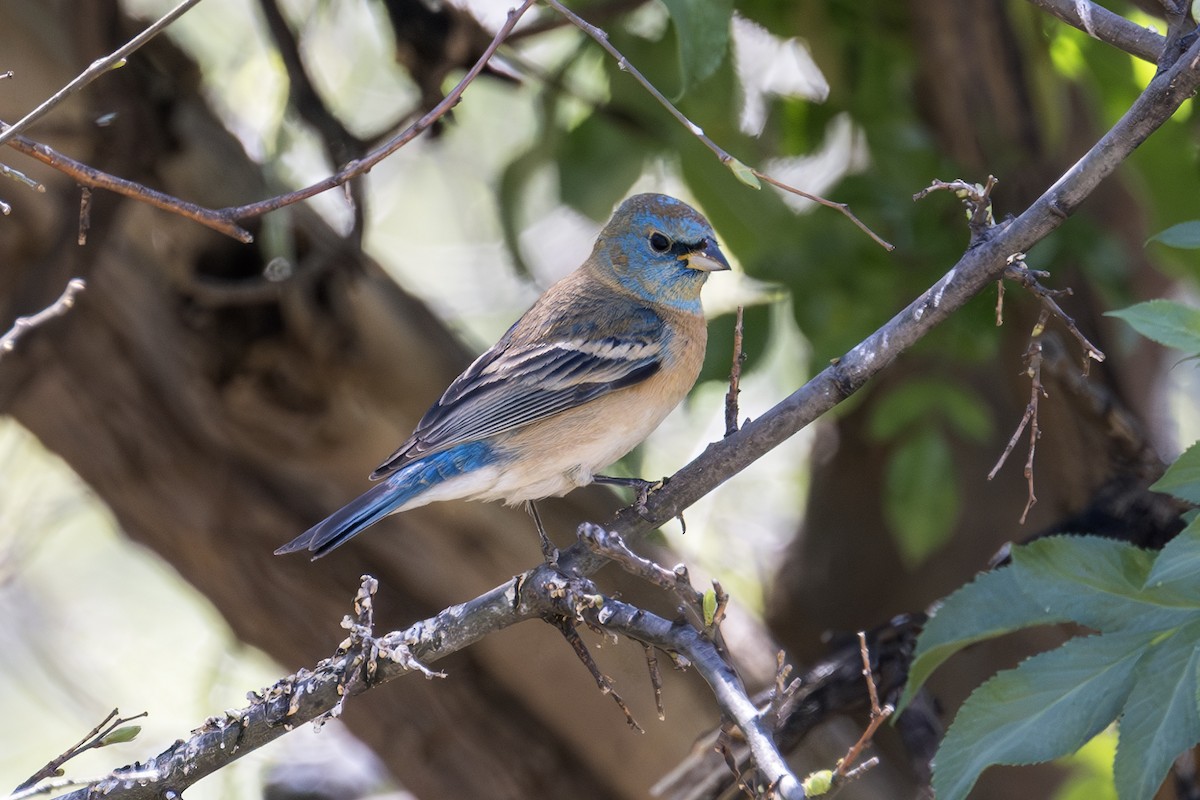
[1, 0, 1197, 798]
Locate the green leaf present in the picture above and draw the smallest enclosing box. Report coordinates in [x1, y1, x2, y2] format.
[932, 630, 1148, 800]
[883, 427, 959, 567]
[702, 588, 717, 627]
[1106, 300, 1200, 354]
[900, 566, 1067, 713]
[98, 725, 142, 746]
[1113, 621, 1200, 800]
[1148, 221, 1200, 250]
[868, 379, 992, 442]
[726, 157, 761, 188]
[1151, 440, 1200, 504]
[661, 0, 733, 93]
[1013, 537, 1195, 633]
[1145, 516, 1200, 592]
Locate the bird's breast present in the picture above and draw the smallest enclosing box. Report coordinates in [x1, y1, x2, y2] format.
[487, 310, 708, 504]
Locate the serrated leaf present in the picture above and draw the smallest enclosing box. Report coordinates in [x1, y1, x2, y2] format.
[1148, 220, 1200, 249]
[1106, 300, 1200, 354]
[883, 427, 959, 567]
[1151, 440, 1200, 504]
[661, 0, 733, 93]
[1013, 536, 1195, 633]
[99, 725, 141, 746]
[899, 566, 1067, 713]
[1113, 621, 1200, 800]
[932, 630, 1148, 800]
[1145, 516, 1200, 592]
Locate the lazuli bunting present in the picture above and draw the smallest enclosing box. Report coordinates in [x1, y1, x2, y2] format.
[276, 193, 730, 558]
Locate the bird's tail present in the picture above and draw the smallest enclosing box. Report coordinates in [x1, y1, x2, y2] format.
[274, 478, 419, 559]
[275, 441, 497, 559]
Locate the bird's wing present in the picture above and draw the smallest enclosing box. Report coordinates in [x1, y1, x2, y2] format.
[370, 320, 665, 479]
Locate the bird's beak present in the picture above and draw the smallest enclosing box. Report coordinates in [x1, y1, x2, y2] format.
[683, 238, 731, 272]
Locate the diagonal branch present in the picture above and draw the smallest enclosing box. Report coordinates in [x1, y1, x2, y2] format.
[0, 0, 203, 149]
[1026, 0, 1166, 63]
[1, 0, 537, 243]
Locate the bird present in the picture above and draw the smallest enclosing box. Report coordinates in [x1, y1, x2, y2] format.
[275, 193, 730, 559]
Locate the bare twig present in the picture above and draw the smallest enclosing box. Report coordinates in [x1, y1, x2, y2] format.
[0, 0, 203, 149]
[77, 187, 92, 246]
[1002, 258, 1106, 373]
[1, 161, 45, 193]
[913, 175, 997, 244]
[1026, 0, 1166, 63]
[832, 633, 892, 781]
[14, 708, 148, 794]
[988, 309, 1049, 523]
[644, 643, 667, 720]
[0, 278, 87, 359]
[553, 616, 643, 732]
[2, 0, 537, 242]
[577, 523, 714, 636]
[725, 305, 745, 437]
[3, 132, 254, 242]
[218, 0, 536, 224]
[543, 0, 893, 251]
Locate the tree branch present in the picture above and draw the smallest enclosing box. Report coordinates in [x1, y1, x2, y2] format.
[1026, 0, 1166, 63]
[0, 0, 203, 149]
[1, 0, 536, 242]
[0, 278, 87, 359]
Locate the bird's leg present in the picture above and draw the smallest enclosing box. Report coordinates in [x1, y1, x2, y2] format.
[526, 500, 558, 564]
[593, 474, 664, 514]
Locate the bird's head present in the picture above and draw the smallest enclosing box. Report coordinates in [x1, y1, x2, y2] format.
[591, 193, 730, 313]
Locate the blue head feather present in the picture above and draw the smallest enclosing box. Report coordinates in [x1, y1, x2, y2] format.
[590, 194, 730, 313]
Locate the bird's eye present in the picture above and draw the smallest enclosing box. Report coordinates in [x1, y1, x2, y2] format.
[649, 232, 671, 253]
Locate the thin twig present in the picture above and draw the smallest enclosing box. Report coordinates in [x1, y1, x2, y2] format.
[1, 161, 45, 193]
[753, 170, 893, 250]
[3, 132, 254, 242]
[552, 615, 643, 732]
[577, 523, 710, 634]
[725, 305, 745, 437]
[988, 309, 1049, 524]
[832, 633, 891, 783]
[77, 187, 92, 246]
[543, 0, 893, 251]
[643, 643, 666, 720]
[0, 0, 203, 149]
[2, 0, 537, 243]
[913, 175, 997, 244]
[0, 278, 87, 359]
[1003, 258, 1106, 373]
[219, 0, 536, 223]
[14, 709, 149, 794]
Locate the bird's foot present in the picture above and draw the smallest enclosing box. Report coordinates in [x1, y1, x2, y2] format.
[593, 474, 666, 516]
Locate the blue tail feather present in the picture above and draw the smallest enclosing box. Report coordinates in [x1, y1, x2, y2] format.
[275, 442, 498, 559]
